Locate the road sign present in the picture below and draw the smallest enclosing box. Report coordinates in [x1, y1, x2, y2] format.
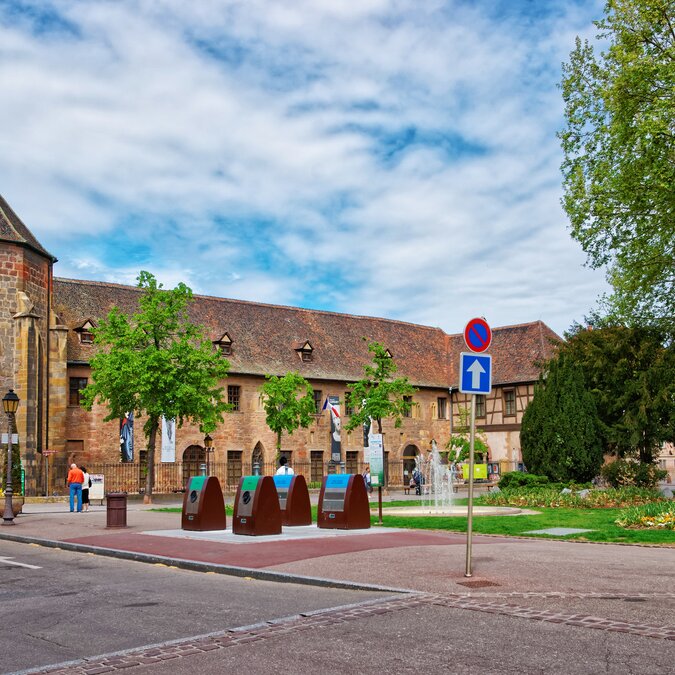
[459, 352, 492, 394]
[43, 449, 57, 456]
[463, 317, 492, 353]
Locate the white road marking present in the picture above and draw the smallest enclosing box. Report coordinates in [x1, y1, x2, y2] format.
[0, 556, 41, 569]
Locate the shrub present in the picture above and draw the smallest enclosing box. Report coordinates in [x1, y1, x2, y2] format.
[498, 472, 549, 490]
[601, 460, 667, 488]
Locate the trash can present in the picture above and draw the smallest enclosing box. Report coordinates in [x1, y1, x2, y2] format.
[106, 492, 127, 528]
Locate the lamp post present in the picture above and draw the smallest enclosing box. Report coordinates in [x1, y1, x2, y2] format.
[204, 433, 213, 476]
[2, 389, 20, 526]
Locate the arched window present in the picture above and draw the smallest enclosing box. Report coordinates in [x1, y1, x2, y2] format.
[251, 442, 265, 475]
[402, 444, 419, 483]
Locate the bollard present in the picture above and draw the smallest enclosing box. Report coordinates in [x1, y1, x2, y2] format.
[106, 492, 127, 528]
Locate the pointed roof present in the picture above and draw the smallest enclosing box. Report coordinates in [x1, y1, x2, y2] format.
[0, 195, 57, 262]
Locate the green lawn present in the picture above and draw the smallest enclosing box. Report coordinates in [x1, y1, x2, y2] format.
[375, 507, 675, 545]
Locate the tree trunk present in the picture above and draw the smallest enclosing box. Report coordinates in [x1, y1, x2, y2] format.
[143, 418, 159, 504]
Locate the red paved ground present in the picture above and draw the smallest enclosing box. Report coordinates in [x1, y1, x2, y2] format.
[64, 530, 519, 568]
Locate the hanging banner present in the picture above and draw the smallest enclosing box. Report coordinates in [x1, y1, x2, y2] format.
[323, 396, 341, 463]
[120, 412, 134, 462]
[161, 416, 176, 463]
[368, 433, 385, 487]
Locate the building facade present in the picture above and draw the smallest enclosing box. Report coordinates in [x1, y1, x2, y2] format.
[1, 196, 561, 495]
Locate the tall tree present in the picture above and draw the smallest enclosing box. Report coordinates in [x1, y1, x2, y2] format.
[344, 341, 416, 435]
[561, 322, 675, 463]
[559, 0, 675, 330]
[520, 353, 604, 482]
[260, 372, 316, 452]
[81, 272, 230, 502]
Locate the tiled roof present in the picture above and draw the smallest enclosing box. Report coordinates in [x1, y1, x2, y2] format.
[0, 195, 57, 261]
[53, 278, 559, 388]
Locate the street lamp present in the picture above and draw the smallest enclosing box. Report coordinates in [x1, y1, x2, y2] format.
[204, 433, 214, 476]
[2, 389, 20, 526]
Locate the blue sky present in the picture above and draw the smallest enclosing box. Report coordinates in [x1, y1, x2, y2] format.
[0, 0, 608, 336]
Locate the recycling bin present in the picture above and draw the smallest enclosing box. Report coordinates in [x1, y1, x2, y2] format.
[273, 473, 311, 526]
[181, 476, 227, 531]
[317, 474, 370, 530]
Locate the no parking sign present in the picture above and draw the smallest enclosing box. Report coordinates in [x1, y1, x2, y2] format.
[463, 317, 492, 353]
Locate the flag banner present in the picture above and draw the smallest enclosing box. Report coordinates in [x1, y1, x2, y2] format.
[161, 416, 176, 463]
[120, 412, 134, 462]
[325, 395, 341, 462]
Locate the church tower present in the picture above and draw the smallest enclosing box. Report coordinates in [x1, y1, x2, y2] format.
[0, 196, 57, 495]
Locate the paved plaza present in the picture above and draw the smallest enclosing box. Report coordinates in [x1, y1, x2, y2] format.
[1, 498, 673, 673]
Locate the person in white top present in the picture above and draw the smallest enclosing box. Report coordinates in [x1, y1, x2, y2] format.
[81, 467, 91, 512]
[275, 456, 294, 475]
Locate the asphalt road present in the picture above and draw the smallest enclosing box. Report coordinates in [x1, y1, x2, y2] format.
[0, 540, 389, 674]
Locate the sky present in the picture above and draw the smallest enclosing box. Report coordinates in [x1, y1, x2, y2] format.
[0, 0, 610, 337]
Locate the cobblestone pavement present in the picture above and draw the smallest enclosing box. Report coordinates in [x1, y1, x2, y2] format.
[16, 591, 675, 674]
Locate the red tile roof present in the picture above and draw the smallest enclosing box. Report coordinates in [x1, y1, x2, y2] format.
[53, 278, 559, 388]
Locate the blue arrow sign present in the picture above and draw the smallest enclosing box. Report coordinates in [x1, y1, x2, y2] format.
[459, 352, 492, 395]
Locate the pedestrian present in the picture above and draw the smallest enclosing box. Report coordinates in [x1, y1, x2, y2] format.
[275, 456, 294, 475]
[81, 466, 91, 512]
[362, 465, 372, 493]
[413, 468, 422, 496]
[67, 463, 85, 513]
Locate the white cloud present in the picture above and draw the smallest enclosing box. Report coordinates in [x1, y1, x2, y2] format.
[0, 0, 609, 335]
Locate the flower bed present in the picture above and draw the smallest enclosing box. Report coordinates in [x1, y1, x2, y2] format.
[615, 502, 675, 530]
[479, 486, 664, 509]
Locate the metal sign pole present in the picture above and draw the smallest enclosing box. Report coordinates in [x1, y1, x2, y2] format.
[465, 394, 476, 577]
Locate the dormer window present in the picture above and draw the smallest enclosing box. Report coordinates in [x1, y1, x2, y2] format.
[384, 348, 393, 358]
[75, 320, 96, 345]
[213, 332, 233, 356]
[296, 341, 314, 363]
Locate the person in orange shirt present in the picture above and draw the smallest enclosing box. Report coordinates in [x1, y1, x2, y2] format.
[67, 463, 85, 513]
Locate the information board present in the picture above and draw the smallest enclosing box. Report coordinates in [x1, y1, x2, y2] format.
[89, 474, 105, 501]
[368, 434, 385, 487]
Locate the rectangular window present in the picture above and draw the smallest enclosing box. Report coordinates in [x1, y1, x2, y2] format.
[228, 385, 241, 411]
[403, 395, 413, 418]
[346, 451, 359, 474]
[313, 390, 323, 414]
[437, 397, 447, 419]
[504, 389, 516, 417]
[227, 450, 243, 487]
[310, 451, 324, 483]
[475, 395, 486, 418]
[344, 393, 354, 416]
[69, 377, 88, 406]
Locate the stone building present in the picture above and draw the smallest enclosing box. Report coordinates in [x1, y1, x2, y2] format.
[1, 195, 560, 495]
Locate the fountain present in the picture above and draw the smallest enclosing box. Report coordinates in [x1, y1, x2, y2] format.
[383, 441, 524, 517]
[414, 441, 454, 513]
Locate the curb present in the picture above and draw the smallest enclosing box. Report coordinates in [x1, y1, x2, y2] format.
[0, 531, 413, 595]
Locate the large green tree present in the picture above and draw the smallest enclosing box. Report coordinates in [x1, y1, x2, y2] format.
[559, 0, 675, 330]
[344, 341, 416, 435]
[260, 372, 316, 452]
[520, 353, 604, 482]
[81, 272, 230, 502]
[561, 322, 675, 463]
